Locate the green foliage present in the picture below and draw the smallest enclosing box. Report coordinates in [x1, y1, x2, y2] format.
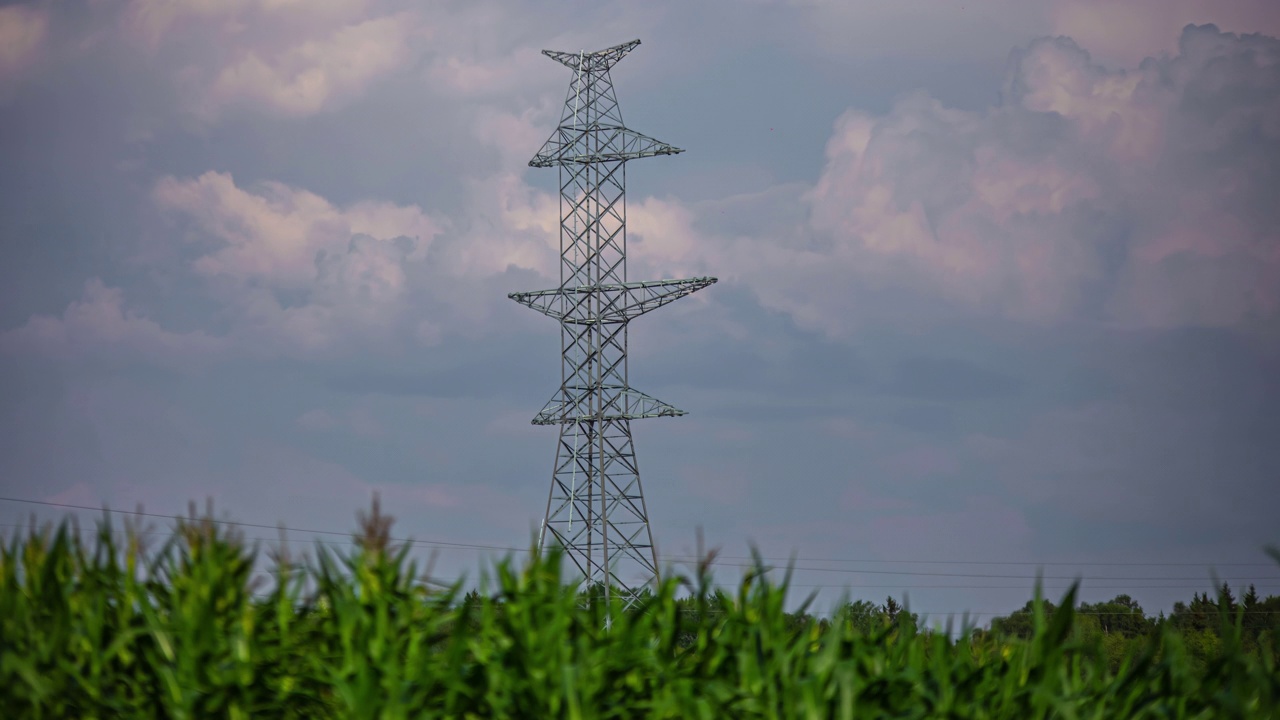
[2, 505, 1278, 718]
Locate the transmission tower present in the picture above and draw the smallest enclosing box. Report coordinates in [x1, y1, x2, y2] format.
[510, 39, 716, 609]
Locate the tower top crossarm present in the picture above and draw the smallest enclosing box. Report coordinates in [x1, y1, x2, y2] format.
[542, 39, 641, 72]
[529, 39, 683, 168]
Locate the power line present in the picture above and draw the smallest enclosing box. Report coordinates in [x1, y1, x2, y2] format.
[695, 561, 1279, 582]
[907, 610, 1280, 616]
[4, 496, 1277, 581]
[0, 522, 412, 552]
[0, 496, 523, 554]
[2, 525, 1263, 591]
[6, 521, 1279, 596]
[769, 608, 1280, 618]
[678, 553, 1277, 567]
[788, 579, 1280, 586]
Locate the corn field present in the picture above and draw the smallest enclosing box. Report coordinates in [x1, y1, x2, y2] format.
[2, 505, 1277, 719]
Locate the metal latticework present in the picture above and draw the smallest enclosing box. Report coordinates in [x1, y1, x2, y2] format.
[510, 39, 716, 610]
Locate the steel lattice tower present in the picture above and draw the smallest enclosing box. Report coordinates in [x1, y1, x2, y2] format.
[510, 39, 716, 608]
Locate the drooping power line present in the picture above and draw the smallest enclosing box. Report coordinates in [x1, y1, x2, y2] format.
[4, 496, 1277, 584]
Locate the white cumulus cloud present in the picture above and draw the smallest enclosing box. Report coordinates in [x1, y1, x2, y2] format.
[643, 24, 1280, 337]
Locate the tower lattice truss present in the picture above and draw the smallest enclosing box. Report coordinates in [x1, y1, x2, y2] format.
[510, 39, 716, 606]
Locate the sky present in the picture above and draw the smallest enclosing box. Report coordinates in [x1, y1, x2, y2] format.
[2, 0, 1279, 623]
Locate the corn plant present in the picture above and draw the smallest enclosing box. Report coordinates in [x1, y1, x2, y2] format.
[1, 502, 1277, 718]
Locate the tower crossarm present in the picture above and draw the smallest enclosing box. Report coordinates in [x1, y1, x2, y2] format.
[509, 277, 717, 324]
[532, 385, 686, 426]
[542, 39, 641, 72]
[530, 126, 683, 167]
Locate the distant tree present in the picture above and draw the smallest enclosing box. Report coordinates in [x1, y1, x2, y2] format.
[1183, 627, 1223, 671]
[1170, 593, 1216, 634]
[1219, 582, 1237, 615]
[990, 599, 1057, 640]
[833, 599, 882, 635]
[783, 608, 816, 636]
[1078, 594, 1150, 638]
[883, 596, 902, 625]
[881, 596, 919, 632]
[1239, 584, 1280, 649]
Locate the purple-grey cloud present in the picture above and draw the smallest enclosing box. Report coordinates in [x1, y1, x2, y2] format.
[0, 4, 48, 94]
[1049, 0, 1280, 67]
[665, 24, 1280, 338]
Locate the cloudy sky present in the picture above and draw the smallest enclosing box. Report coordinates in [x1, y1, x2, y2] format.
[2, 0, 1279, 621]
